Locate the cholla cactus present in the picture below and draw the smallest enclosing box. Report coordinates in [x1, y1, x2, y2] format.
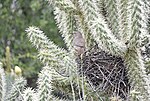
[0, 62, 27, 101]
[0, 62, 6, 101]
[6, 77, 27, 101]
[24, 0, 150, 100]
[37, 66, 53, 101]
[22, 87, 37, 101]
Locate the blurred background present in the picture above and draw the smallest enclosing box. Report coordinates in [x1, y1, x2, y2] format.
[0, 0, 64, 87]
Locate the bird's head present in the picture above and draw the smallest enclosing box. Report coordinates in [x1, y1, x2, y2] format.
[72, 31, 83, 38]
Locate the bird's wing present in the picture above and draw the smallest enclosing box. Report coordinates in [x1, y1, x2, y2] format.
[73, 37, 85, 47]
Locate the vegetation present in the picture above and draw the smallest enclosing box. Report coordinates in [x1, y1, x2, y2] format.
[0, 0, 64, 87]
[0, 0, 150, 101]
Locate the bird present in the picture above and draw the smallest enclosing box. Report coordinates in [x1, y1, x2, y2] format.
[72, 31, 86, 56]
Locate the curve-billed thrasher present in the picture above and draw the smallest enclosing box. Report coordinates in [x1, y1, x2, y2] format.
[72, 31, 85, 56]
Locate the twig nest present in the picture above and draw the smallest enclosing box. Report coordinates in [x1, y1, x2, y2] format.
[77, 45, 130, 99]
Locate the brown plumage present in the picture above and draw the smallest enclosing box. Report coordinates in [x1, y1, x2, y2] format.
[72, 31, 85, 56]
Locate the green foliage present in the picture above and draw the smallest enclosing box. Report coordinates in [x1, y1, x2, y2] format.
[0, 0, 64, 80]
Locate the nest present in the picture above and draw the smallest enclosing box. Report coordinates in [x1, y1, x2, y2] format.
[76, 45, 130, 99]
